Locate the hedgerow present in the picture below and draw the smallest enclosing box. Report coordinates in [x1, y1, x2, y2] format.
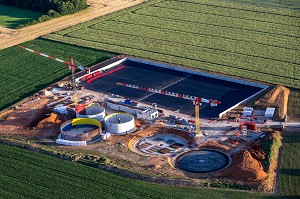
[0, 0, 87, 28]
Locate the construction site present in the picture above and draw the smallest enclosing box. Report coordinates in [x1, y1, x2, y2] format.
[0, 46, 293, 191]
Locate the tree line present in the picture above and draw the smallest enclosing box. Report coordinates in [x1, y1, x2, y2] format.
[0, 0, 87, 27]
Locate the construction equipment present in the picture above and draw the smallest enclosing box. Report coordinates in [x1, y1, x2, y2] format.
[194, 100, 201, 134]
[19, 46, 89, 106]
[116, 82, 221, 134]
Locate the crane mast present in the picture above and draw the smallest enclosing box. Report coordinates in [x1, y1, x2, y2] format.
[116, 82, 221, 134]
[19, 46, 87, 106]
[194, 102, 201, 134]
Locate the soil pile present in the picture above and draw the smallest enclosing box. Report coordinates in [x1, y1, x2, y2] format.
[0, 98, 49, 132]
[135, 118, 147, 127]
[250, 145, 266, 162]
[231, 149, 267, 182]
[197, 140, 230, 151]
[36, 113, 64, 129]
[255, 85, 290, 119]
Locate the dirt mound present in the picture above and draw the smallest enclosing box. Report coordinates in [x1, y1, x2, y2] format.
[135, 118, 147, 127]
[231, 149, 267, 182]
[197, 140, 230, 151]
[36, 113, 64, 129]
[250, 145, 266, 162]
[255, 85, 290, 119]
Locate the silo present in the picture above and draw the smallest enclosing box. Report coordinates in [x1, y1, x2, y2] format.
[104, 113, 135, 135]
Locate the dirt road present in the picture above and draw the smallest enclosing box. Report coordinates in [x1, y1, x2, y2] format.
[0, 0, 144, 50]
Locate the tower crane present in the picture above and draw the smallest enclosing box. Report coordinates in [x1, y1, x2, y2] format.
[19, 46, 89, 106]
[116, 82, 221, 134]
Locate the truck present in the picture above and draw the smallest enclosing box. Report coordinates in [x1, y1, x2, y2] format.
[123, 99, 138, 106]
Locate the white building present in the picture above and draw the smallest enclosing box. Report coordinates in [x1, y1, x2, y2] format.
[107, 100, 159, 120]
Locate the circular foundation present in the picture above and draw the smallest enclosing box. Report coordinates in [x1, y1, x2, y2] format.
[175, 149, 230, 173]
[60, 118, 101, 142]
[134, 133, 188, 156]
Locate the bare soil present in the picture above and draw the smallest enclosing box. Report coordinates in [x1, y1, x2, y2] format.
[254, 85, 290, 119]
[0, 90, 282, 191]
[0, 0, 144, 50]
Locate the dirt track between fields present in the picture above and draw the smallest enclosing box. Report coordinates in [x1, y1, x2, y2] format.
[0, 0, 144, 50]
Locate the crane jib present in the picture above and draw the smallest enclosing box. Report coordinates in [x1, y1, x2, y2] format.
[116, 82, 220, 105]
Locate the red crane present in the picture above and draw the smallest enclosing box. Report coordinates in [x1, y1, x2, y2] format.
[19, 46, 89, 106]
[116, 82, 221, 134]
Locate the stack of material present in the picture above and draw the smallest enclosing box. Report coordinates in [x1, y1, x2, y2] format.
[265, 107, 275, 117]
[243, 107, 253, 116]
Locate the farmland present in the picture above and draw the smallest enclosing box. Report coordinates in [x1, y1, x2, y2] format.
[278, 128, 300, 196]
[44, 0, 300, 88]
[0, 39, 114, 111]
[0, 143, 271, 199]
[0, 5, 42, 28]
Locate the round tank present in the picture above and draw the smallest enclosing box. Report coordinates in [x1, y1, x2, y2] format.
[104, 113, 135, 135]
[60, 118, 102, 142]
[76, 103, 105, 121]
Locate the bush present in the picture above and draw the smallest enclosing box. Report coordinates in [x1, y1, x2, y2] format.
[38, 15, 51, 23]
[47, 9, 60, 18]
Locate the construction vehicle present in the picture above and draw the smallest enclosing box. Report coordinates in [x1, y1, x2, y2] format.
[116, 82, 221, 135]
[19, 46, 89, 106]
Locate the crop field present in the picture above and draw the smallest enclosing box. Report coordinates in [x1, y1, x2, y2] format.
[0, 5, 42, 28]
[278, 130, 300, 196]
[0, 143, 271, 199]
[44, 0, 300, 89]
[0, 39, 114, 111]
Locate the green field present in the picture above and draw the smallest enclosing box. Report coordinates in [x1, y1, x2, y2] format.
[278, 130, 300, 196]
[44, 0, 300, 88]
[0, 143, 273, 199]
[0, 39, 114, 111]
[0, 5, 42, 28]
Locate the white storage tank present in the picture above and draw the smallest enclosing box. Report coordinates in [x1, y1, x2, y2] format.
[104, 113, 135, 135]
[76, 103, 106, 121]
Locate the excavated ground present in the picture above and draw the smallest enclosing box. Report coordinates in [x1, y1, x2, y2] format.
[0, 89, 280, 190]
[254, 85, 290, 119]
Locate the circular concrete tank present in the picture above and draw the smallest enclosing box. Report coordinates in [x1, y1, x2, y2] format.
[175, 149, 230, 173]
[104, 113, 135, 135]
[76, 103, 105, 121]
[60, 118, 102, 142]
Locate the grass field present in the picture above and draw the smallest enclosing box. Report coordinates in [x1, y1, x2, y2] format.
[0, 39, 114, 111]
[278, 129, 300, 196]
[287, 89, 300, 120]
[0, 143, 273, 199]
[44, 0, 300, 89]
[0, 5, 43, 28]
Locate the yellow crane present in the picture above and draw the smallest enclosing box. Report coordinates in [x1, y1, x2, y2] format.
[194, 101, 201, 134]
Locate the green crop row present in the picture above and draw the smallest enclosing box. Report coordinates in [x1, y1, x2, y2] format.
[179, 0, 300, 16]
[133, 6, 300, 37]
[89, 20, 299, 64]
[279, 134, 300, 196]
[0, 143, 271, 198]
[110, 14, 299, 51]
[153, 0, 300, 26]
